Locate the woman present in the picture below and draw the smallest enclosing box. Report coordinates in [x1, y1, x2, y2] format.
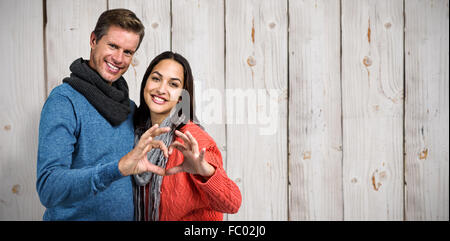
[132, 51, 241, 221]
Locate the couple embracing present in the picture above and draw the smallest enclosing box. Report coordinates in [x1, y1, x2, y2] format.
[36, 8, 241, 221]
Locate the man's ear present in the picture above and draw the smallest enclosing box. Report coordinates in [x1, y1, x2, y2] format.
[90, 32, 97, 49]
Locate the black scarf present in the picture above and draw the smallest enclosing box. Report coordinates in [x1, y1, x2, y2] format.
[63, 58, 131, 126]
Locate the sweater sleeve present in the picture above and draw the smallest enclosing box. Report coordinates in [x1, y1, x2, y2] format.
[36, 93, 123, 208]
[190, 144, 242, 214]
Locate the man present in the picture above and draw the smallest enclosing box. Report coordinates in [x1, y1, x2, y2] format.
[36, 9, 167, 220]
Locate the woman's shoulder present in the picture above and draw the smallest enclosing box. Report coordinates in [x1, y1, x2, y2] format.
[178, 121, 216, 147]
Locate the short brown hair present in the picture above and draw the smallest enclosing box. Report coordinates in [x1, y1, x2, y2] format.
[92, 8, 145, 50]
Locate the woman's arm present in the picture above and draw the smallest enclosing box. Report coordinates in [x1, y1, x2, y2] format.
[166, 130, 242, 214]
[190, 145, 242, 214]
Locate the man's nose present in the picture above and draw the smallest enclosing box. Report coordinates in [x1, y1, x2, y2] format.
[111, 50, 124, 64]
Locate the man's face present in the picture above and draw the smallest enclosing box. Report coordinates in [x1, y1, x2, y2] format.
[88, 25, 140, 83]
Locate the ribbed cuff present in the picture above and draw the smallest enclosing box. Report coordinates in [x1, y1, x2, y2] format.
[192, 162, 223, 192]
[93, 159, 124, 193]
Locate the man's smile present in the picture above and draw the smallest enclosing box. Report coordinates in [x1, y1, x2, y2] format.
[106, 61, 121, 74]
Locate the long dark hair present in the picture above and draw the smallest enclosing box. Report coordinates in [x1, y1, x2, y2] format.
[133, 51, 199, 134]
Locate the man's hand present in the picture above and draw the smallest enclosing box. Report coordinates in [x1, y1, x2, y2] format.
[118, 124, 170, 176]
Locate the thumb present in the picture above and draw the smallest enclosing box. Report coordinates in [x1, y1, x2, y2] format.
[165, 165, 184, 176]
[198, 148, 206, 160]
[144, 162, 166, 176]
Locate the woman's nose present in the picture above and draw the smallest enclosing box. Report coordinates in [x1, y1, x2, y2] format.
[155, 82, 168, 94]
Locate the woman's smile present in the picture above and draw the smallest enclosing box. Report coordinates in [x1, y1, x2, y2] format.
[151, 94, 168, 105]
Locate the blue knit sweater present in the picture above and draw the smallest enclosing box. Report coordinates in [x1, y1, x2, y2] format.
[36, 83, 135, 220]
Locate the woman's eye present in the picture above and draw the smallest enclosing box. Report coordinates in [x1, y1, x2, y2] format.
[152, 77, 160, 81]
[170, 82, 179, 88]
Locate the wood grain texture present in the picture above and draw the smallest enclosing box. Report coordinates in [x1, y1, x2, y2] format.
[225, 0, 288, 220]
[0, 0, 46, 220]
[108, 0, 171, 105]
[405, 0, 449, 221]
[288, 0, 343, 220]
[171, 0, 226, 165]
[45, 0, 106, 95]
[342, 0, 404, 220]
[0, 0, 448, 221]
[171, 0, 228, 218]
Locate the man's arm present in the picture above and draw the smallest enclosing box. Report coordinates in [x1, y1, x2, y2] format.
[36, 93, 123, 208]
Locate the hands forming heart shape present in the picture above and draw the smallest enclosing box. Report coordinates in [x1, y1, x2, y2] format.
[118, 124, 215, 178]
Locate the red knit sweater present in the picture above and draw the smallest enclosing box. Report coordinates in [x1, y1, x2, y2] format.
[141, 121, 242, 221]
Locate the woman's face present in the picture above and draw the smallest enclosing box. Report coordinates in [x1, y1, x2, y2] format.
[144, 59, 184, 121]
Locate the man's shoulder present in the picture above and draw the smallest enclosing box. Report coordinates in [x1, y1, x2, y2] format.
[46, 83, 89, 109]
[130, 99, 137, 110]
[44, 83, 87, 116]
[48, 83, 78, 99]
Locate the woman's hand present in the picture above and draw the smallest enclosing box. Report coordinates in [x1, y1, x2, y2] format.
[118, 124, 170, 176]
[165, 130, 215, 177]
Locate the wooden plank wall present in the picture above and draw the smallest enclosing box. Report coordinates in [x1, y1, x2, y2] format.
[226, 0, 288, 220]
[404, 0, 449, 221]
[0, 0, 448, 221]
[342, 0, 405, 220]
[289, 0, 342, 220]
[0, 0, 46, 220]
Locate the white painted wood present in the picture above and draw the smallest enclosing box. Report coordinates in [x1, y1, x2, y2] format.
[226, 0, 288, 220]
[1, 0, 449, 221]
[108, 0, 171, 105]
[288, 0, 343, 221]
[45, 0, 106, 95]
[342, 0, 404, 220]
[171, 0, 228, 219]
[0, 0, 46, 220]
[405, 0, 449, 221]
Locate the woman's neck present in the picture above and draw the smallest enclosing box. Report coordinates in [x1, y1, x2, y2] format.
[150, 112, 169, 126]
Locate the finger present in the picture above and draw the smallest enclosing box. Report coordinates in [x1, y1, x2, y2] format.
[165, 165, 184, 176]
[151, 140, 169, 158]
[168, 140, 184, 155]
[174, 130, 192, 150]
[141, 141, 153, 156]
[198, 148, 206, 161]
[151, 127, 171, 138]
[143, 136, 153, 145]
[138, 136, 153, 149]
[185, 131, 199, 155]
[145, 162, 166, 176]
[141, 124, 159, 140]
[169, 141, 187, 153]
